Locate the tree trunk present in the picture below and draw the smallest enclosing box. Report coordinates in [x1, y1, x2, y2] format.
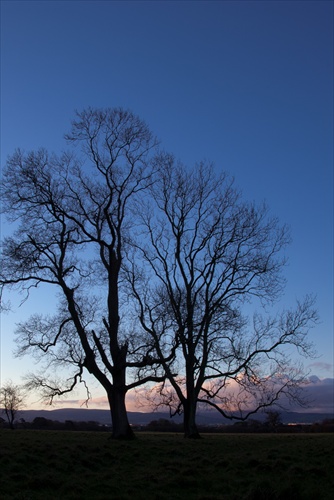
[107, 387, 134, 440]
[183, 400, 201, 439]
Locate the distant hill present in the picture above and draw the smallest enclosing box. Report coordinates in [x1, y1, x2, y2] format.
[9, 408, 333, 426]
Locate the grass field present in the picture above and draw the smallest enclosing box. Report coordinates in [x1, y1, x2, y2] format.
[0, 430, 333, 499]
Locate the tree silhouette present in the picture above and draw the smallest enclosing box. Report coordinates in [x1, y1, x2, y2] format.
[127, 157, 318, 438]
[1, 110, 318, 440]
[0, 381, 25, 429]
[0, 107, 166, 439]
[265, 410, 282, 429]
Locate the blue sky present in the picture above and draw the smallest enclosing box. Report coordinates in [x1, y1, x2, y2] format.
[1, 0, 333, 411]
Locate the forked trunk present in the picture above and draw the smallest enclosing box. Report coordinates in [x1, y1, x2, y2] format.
[108, 388, 134, 440]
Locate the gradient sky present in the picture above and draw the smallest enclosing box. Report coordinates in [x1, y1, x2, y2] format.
[0, 0, 333, 411]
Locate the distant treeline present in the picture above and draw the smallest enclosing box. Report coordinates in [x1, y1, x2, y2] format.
[0, 417, 107, 432]
[1, 416, 334, 433]
[144, 417, 334, 433]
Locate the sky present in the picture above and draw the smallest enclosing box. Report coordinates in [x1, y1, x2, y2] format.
[0, 0, 333, 413]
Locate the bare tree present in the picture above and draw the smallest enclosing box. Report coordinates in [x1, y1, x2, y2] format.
[264, 410, 282, 429]
[127, 157, 318, 438]
[0, 107, 166, 439]
[0, 381, 25, 429]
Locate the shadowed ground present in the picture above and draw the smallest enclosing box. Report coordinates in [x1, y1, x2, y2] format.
[0, 431, 333, 499]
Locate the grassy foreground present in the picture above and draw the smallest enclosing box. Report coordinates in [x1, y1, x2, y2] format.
[0, 430, 333, 499]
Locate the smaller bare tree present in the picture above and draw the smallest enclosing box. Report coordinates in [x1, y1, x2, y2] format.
[0, 381, 25, 429]
[265, 410, 282, 430]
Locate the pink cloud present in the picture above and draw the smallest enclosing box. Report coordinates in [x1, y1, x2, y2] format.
[27, 374, 333, 414]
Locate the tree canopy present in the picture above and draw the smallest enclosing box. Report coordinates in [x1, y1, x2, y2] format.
[1, 108, 166, 438]
[127, 157, 318, 437]
[1, 107, 318, 439]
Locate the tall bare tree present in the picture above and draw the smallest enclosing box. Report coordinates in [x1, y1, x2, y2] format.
[127, 157, 318, 438]
[0, 107, 166, 439]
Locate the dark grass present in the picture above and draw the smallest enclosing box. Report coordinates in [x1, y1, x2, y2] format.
[0, 430, 333, 499]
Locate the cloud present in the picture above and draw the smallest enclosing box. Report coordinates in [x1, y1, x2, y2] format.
[83, 396, 109, 408]
[126, 386, 155, 412]
[299, 377, 334, 413]
[45, 397, 110, 409]
[29, 375, 333, 414]
[49, 392, 151, 412]
[96, 378, 334, 414]
[308, 362, 333, 374]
